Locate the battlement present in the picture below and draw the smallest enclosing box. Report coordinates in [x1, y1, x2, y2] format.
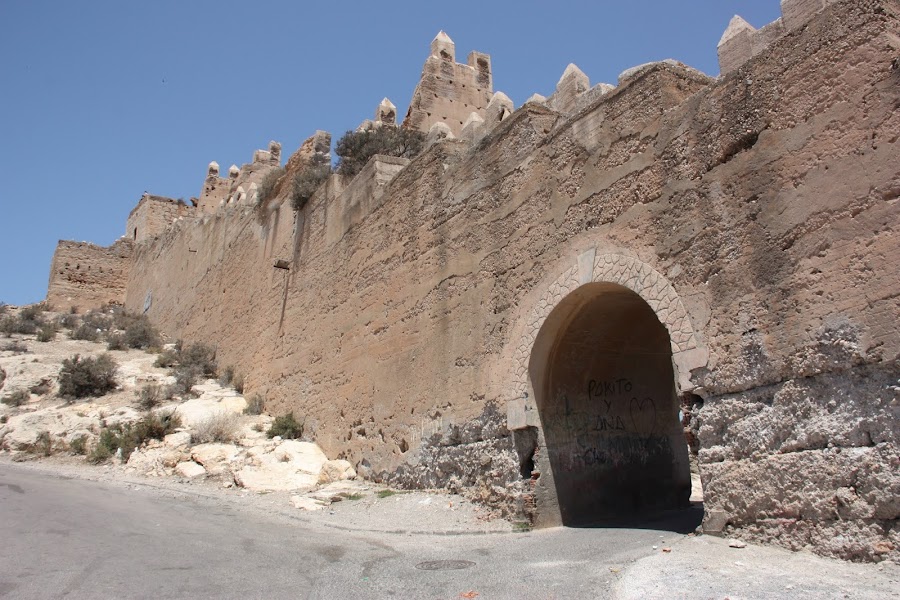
[402, 31, 494, 137]
[717, 0, 844, 75]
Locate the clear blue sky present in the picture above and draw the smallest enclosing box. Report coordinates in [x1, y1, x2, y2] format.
[0, 1, 782, 306]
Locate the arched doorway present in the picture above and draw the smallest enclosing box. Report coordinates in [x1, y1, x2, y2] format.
[532, 282, 691, 525]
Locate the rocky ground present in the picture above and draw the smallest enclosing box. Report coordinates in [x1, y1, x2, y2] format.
[0, 306, 512, 533]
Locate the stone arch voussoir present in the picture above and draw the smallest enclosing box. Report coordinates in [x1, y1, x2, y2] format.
[508, 250, 708, 422]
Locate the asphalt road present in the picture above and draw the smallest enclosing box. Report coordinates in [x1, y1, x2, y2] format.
[1, 465, 897, 599]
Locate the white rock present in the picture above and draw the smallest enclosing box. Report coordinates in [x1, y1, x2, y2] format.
[175, 461, 206, 478]
[191, 443, 240, 476]
[273, 440, 328, 474]
[290, 495, 327, 511]
[164, 431, 192, 448]
[175, 394, 247, 428]
[318, 459, 357, 484]
[234, 464, 319, 492]
[127, 447, 186, 473]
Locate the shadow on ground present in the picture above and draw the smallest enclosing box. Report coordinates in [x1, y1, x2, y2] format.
[567, 501, 704, 534]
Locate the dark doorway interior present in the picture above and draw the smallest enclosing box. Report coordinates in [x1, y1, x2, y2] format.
[537, 283, 692, 526]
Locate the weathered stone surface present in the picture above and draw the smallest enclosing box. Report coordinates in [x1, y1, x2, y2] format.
[318, 459, 357, 484]
[128, 447, 187, 475]
[164, 431, 192, 449]
[174, 461, 206, 478]
[233, 464, 319, 493]
[175, 394, 247, 428]
[191, 443, 240, 476]
[290, 495, 327, 511]
[46, 239, 133, 312]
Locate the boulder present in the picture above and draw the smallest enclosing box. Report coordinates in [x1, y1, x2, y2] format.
[233, 441, 328, 491]
[191, 443, 240, 476]
[318, 459, 357, 484]
[164, 431, 192, 448]
[273, 440, 328, 474]
[233, 464, 319, 492]
[175, 461, 206, 478]
[127, 447, 187, 474]
[174, 394, 247, 428]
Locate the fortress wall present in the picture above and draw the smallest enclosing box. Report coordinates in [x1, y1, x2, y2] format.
[124, 0, 898, 560]
[126, 195, 192, 243]
[47, 239, 133, 311]
[403, 34, 493, 136]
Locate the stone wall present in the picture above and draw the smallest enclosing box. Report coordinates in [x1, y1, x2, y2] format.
[126, 194, 193, 243]
[47, 239, 133, 311]
[112, 0, 899, 561]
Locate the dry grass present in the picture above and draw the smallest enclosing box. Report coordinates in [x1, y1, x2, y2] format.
[191, 412, 241, 444]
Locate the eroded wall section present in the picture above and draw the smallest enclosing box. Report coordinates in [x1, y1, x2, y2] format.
[47, 239, 133, 311]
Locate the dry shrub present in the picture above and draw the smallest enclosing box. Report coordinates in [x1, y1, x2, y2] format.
[243, 393, 264, 416]
[1, 389, 29, 407]
[29, 378, 53, 396]
[58, 354, 118, 399]
[138, 383, 174, 410]
[191, 412, 240, 444]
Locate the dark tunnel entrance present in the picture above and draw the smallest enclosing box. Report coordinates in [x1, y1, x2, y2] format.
[535, 283, 692, 526]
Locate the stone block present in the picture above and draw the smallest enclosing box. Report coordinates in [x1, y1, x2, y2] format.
[507, 398, 527, 430]
[781, 0, 825, 30]
[718, 15, 757, 74]
[175, 461, 206, 479]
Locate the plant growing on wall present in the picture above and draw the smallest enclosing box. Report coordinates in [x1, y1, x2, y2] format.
[291, 159, 332, 212]
[334, 126, 425, 178]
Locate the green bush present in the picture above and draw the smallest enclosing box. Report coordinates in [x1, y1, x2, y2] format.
[178, 342, 217, 376]
[106, 332, 126, 350]
[58, 354, 118, 399]
[291, 160, 331, 211]
[82, 309, 113, 330]
[257, 167, 285, 206]
[57, 312, 80, 329]
[87, 435, 114, 464]
[1, 389, 29, 407]
[335, 126, 425, 178]
[267, 412, 304, 439]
